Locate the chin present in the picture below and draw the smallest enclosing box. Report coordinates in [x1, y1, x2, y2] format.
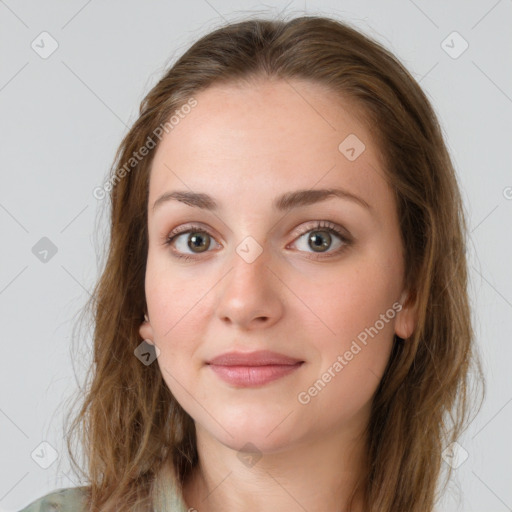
[202, 414, 301, 454]
[218, 430, 294, 455]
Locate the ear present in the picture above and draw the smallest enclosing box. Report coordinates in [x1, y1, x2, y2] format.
[139, 313, 155, 345]
[394, 289, 418, 340]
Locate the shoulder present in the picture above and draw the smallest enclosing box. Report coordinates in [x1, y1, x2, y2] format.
[18, 486, 89, 512]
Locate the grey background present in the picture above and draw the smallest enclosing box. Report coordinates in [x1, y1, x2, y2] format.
[1, 1, 511, 511]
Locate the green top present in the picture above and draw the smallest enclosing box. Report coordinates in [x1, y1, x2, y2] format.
[19, 483, 189, 512]
[19, 487, 88, 512]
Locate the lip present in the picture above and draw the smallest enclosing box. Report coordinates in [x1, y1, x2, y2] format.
[207, 350, 303, 366]
[206, 350, 304, 387]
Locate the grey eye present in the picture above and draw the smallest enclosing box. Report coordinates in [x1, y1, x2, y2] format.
[307, 230, 333, 252]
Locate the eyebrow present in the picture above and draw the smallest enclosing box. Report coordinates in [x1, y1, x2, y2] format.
[152, 187, 371, 213]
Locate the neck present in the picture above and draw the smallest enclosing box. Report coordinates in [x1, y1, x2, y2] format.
[182, 423, 368, 512]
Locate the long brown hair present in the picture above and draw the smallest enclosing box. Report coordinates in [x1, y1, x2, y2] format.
[63, 15, 485, 511]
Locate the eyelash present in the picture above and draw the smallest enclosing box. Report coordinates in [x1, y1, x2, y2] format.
[163, 220, 352, 262]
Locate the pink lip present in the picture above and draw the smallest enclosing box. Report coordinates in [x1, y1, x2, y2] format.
[206, 350, 304, 387]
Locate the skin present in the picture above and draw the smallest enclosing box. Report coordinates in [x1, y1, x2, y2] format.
[139, 78, 417, 512]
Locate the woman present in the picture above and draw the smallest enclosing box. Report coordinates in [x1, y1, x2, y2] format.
[21, 14, 484, 512]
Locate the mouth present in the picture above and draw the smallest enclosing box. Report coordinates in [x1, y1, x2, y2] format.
[206, 350, 304, 387]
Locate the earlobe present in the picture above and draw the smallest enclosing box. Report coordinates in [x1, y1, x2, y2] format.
[139, 313, 155, 345]
[395, 290, 418, 340]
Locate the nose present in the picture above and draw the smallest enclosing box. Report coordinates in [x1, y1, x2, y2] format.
[215, 244, 284, 331]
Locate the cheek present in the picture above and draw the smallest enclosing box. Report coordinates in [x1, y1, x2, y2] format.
[146, 273, 202, 402]
[293, 254, 400, 413]
[298, 268, 397, 423]
[145, 254, 203, 340]
[297, 254, 400, 341]
[144, 257, 214, 387]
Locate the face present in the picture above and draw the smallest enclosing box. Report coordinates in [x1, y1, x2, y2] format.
[139, 79, 416, 453]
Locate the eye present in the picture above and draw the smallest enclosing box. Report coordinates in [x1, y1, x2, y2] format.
[163, 221, 352, 261]
[163, 225, 219, 261]
[289, 220, 352, 259]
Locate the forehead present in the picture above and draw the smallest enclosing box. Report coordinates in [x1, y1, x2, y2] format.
[148, 79, 389, 213]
